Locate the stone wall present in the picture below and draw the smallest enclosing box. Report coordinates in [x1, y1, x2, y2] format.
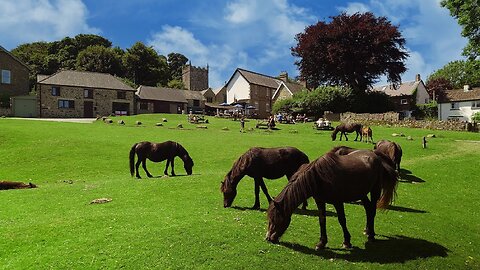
[0, 107, 12, 116]
[0, 50, 30, 97]
[338, 111, 474, 131]
[182, 65, 208, 91]
[39, 84, 135, 118]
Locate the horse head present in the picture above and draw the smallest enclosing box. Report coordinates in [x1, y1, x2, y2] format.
[265, 200, 291, 243]
[220, 175, 237, 208]
[331, 129, 337, 141]
[183, 155, 194, 175]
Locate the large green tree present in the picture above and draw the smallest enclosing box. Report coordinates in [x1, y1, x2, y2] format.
[291, 12, 408, 92]
[427, 59, 480, 88]
[167, 52, 188, 81]
[76, 45, 124, 76]
[123, 42, 169, 86]
[441, 0, 480, 59]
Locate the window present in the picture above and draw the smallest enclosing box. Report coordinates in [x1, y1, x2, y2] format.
[59, 100, 75, 109]
[117, 91, 126, 99]
[207, 97, 213, 103]
[84, 89, 93, 99]
[400, 99, 408, 105]
[52, 86, 60, 96]
[140, 102, 148, 110]
[193, 100, 200, 107]
[1, 70, 11, 84]
[451, 102, 459, 110]
[472, 100, 480, 109]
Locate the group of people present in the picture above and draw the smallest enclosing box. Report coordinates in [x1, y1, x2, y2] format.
[275, 113, 308, 124]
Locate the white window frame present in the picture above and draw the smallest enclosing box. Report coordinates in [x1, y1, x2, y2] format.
[451, 102, 459, 110]
[1, 70, 11, 84]
[400, 99, 408, 105]
[472, 100, 480, 109]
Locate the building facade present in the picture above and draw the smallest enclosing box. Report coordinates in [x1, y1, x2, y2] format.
[37, 70, 135, 118]
[182, 64, 208, 91]
[136, 85, 205, 114]
[438, 86, 480, 122]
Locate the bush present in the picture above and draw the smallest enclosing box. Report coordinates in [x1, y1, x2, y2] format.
[472, 111, 480, 123]
[413, 101, 438, 120]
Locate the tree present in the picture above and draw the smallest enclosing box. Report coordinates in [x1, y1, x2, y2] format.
[441, 0, 480, 59]
[291, 12, 408, 92]
[167, 53, 188, 81]
[76, 46, 124, 76]
[472, 111, 480, 123]
[425, 77, 454, 101]
[428, 59, 480, 89]
[166, 79, 186, 89]
[123, 42, 169, 86]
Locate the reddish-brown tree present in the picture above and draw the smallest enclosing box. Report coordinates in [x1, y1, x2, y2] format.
[292, 12, 408, 93]
[425, 77, 453, 101]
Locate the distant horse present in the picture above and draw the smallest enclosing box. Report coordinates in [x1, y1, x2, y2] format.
[361, 126, 373, 143]
[129, 141, 194, 178]
[331, 123, 363, 141]
[220, 147, 309, 210]
[0, 181, 37, 190]
[374, 140, 403, 171]
[266, 147, 398, 250]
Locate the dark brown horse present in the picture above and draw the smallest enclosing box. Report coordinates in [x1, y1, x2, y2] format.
[220, 147, 309, 210]
[0, 181, 37, 190]
[265, 147, 398, 250]
[129, 141, 194, 178]
[374, 140, 403, 171]
[331, 123, 363, 141]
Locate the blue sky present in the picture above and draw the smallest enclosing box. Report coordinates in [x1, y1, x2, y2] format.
[0, 0, 467, 88]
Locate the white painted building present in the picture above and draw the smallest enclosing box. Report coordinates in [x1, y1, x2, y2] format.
[438, 86, 480, 122]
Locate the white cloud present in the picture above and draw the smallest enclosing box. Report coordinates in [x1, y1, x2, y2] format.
[337, 2, 370, 15]
[0, 0, 99, 49]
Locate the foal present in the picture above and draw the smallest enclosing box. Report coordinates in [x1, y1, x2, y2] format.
[362, 126, 373, 143]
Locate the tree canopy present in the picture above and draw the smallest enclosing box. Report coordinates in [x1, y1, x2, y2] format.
[441, 0, 480, 59]
[427, 59, 480, 89]
[291, 12, 408, 92]
[123, 42, 169, 86]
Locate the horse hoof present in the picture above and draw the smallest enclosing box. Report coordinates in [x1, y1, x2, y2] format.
[315, 243, 326, 251]
[342, 242, 353, 249]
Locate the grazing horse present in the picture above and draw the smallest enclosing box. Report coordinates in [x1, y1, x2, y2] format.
[374, 140, 403, 171]
[331, 123, 363, 141]
[0, 181, 37, 190]
[265, 147, 398, 250]
[361, 126, 373, 143]
[129, 141, 194, 178]
[220, 147, 309, 210]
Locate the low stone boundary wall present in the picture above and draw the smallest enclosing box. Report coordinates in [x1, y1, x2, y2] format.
[338, 112, 475, 132]
[0, 107, 12, 117]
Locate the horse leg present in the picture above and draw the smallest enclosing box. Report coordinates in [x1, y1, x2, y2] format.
[354, 131, 359, 141]
[314, 197, 328, 250]
[362, 190, 379, 241]
[333, 203, 352, 248]
[164, 159, 170, 176]
[170, 158, 176, 176]
[258, 178, 272, 203]
[344, 132, 348, 141]
[142, 160, 153, 178]
[252, 178, 261, 210]
[135, 159, 142, 178]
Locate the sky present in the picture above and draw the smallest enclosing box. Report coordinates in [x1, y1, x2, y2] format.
[0, 0, 468, 88]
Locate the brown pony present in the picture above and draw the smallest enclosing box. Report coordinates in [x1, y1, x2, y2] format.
[331, 123, 363, 141]
[361, 126, 373, 143]
[129, 141, 194, 178]
[220, 147, 309, 210]
[0, 181, 37, 190]
[266, 147, 398, 250]
[374, 140, 403, 171]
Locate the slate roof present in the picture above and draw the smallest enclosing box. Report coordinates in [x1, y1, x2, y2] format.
[212, 86, 225, 95]
[136, 85, 205, 102]
[38, 70, 135, 91]
[228, 68, 282, 89]
[282, 81, 304, 95]
[439, 88, 480, 103]
[373, 80, 421, 97]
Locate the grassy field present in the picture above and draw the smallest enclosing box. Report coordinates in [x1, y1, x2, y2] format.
[0, 114, 479, 269]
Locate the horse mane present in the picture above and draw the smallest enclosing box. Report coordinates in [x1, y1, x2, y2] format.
[275, 152, 339, 213]
[221, 149, 255, 192]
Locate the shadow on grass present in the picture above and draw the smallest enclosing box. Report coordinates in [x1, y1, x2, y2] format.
[347, 201, 427, 214]
[399, 169, 425, 183]
[231, 206, 337, 217]
[280, 235, 448, 263]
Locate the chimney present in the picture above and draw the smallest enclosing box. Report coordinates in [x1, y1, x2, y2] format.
[279, 71, 288, 82]
[415, 74, 421, 82]
[464, 85, 470, 92]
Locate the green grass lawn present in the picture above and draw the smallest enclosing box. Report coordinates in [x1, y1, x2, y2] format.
[0, 114, 479, 269]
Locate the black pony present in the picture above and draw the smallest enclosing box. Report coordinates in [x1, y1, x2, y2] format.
[331, 123, 363, 141]
[220, 147, 309, 210]
[129, 141, 194, 178]
[266, 147, 398, 250]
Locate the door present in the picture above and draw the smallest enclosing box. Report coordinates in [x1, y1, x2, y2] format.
[84, 101, 94, 118]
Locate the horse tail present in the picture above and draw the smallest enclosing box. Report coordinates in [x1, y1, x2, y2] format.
[376, 152, 399, 209]
[129, 143, 138, 177]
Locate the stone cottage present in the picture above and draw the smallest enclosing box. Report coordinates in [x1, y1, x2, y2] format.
[37, 70, 135, 118]
[136, 85, 205, 114]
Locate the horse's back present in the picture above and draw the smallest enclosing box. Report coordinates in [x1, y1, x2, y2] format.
[245, 147, 308, 179]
